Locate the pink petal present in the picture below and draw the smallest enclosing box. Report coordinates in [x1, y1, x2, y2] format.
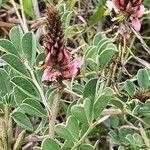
[42, 69, 62, 82]
[42, 68, 52, 81]
[131, 18, 141, 31]
[61, 59, 81, 79]
[41, 52, 52, 69]
[106, 1, 119, 13]
[58, 48, 71, 65]
[132, 5, 145, 18]
[138, 5, 145, 17]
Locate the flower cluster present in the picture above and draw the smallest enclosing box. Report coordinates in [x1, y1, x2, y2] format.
[41, 5, 81, 83]
[106, 0, 145, 31]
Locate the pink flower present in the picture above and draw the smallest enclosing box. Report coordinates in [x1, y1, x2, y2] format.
[130, 17, 141, 31]
[41, 46, 81, 82]
[41, 5, 81, 83]
[106, 1, 119, 13]
[106, 0, 145, 31]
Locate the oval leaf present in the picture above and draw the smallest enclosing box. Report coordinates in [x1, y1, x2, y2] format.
[22, 32, 36, 65]
[94, 94, 111, 118]
[66, 116, 80, 140]
[79, 144, 94, 150]
[1, 54, 29, 77]
[11, 76, 39, 99]
[9, 26, 23, 54]
[71, 105, 88, 124]
[0, 69, 11, 96]
[41, 138, 60, 150]
[124, 80, 136, 96]
[83, 78, 98, 100]
[55, 124, 74, 141]
[21, 98, 46, 118]
[11, 112, 33, 131]
[137, 69, 149, 90]
[0, 39, 19, 56]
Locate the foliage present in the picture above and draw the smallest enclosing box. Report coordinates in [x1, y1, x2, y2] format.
[0, 0, 150, 150]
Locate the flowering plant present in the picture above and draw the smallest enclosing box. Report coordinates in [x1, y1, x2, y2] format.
[0, 0, 149, 150]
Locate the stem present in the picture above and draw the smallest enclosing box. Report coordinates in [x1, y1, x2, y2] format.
[71, 125, 94, 150]
[32, 0, 41, 19]
[19, 0, 28, 32]
[49, 85, 64, 138]
[11, 0, 26, 33]
[131, 28, 150, 54]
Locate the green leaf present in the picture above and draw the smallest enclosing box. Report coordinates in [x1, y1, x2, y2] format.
[9, 26, 23, 54]
[55, 124, 74, 141]
[22, 32, 36, 65]
[137, 69, 149, 90]
[63, 140, 74, 149]
[84, 98, 93, 123]
[0, 39, 19, 56]
[22, 0, 35, 18]
[71, 105, 88, 124]
[62, 11, 72, 28]
[144, 0, 150, 7]
[110, 97, 124, 109]
[89, 6, 105, 26]
[93, 32, 107, 45]
[124, 80, 136, 96]
[1, 54, 29, 77]
[66, 0, 77, 11]
[145, 99, 150, 109]
[108, 130, 120, 145]
[14, 87, 28, 106]
[66, 116, 80, 140]
[11, 76, 39, 99]
[118, 146, 125, 150]
[103, 87, 114, 96]
[83, 78, 98, 100]
[97, 38, 111, 54]
[20, 98, 46, 118]
[41, 138, 60, 150]
[133, 133, 144, 147]
[85, 47, 97, 59]
[79, 144, 94, 150]
[98, 49, 116, 69]
[58, 3, 66, 13]
[94, 94, 111, 118]
[125, 134, 136, 149]
[0, 69, 11, 96]
[11, 112, 33, 131]
[72, 83, 83, 95]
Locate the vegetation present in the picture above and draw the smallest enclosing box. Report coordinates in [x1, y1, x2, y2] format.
[0, 0, 150, 149]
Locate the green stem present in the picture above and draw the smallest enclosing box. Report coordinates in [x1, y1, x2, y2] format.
[71, 123, 97, 150]
[19, 0, 28, 32]
[11, 0, 26, 33]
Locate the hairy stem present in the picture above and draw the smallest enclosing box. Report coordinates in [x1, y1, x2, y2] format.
[49, 85, 64, 138]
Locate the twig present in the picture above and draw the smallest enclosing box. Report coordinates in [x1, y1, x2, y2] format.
[11, 0, 25, 32]
[49, 85, 64, 138]
[32, 0, 41, 19]
[0, 21, 16, 28]
[19, 0, 28, 32]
